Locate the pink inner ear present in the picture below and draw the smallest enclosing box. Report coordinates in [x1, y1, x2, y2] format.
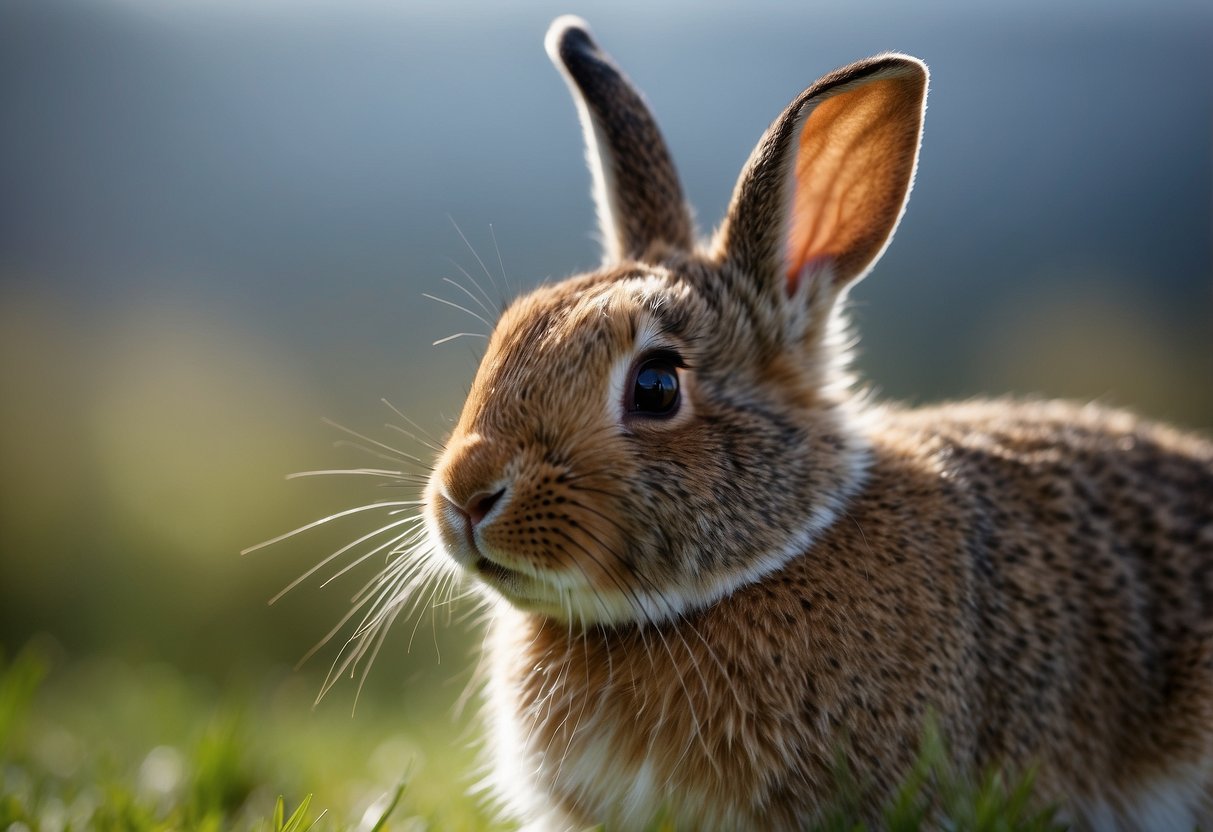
[783, 74, 924, 293]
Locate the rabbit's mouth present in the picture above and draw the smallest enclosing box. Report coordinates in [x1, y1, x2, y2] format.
[462, 522, 533, 591]
[471, 550, 591, 616]
[472, 556, 573, 615]
[475, 555, 523, 586]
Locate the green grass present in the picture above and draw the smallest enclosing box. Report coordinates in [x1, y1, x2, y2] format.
[0, 641, 498, 831]
[812, 722, 1062, 832]
[1, 642, 1062, 831]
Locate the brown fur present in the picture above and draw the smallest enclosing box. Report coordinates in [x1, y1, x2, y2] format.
[418, 17, 1213, 830]
[484, 401, 1213, 828]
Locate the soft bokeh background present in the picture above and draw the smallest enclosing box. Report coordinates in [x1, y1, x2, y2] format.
[1, 0, 1210, 823]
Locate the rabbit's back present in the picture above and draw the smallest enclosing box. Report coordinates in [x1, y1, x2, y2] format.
[884, 401, 1213, 816]
[485, 399, 1213, 830]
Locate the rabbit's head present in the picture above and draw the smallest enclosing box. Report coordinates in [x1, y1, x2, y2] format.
[424, 17, 928, 626]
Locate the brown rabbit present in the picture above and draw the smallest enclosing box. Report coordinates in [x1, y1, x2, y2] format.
[405, 15, 1213, 831]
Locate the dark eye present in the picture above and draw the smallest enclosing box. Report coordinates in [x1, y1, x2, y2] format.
[628, 354, 681, 417]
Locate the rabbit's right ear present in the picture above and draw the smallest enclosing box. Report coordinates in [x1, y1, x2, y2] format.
[545, 17, 695, 264]
[715, 55, 928, 302]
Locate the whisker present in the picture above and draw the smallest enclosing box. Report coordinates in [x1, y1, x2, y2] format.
[351, 610, 396, 714]
[407, 566, 449, 653]
[298, 577, 386, 670]
[384, 424, 444, 457]
[269, 514, 423, 604]
[379, 404, 446, 457]
[322, 418, 425, 466]
[343, 554, 407, 608]
[346, 544, 430, 610]
[286, 468, 412, 481]
[433, 331, 490, 347]
[489, 223, 513, 300]
[651, 624, 714, 770]
[319, 522, 426, 588]
[324, 561, 430, 691]
[422, 293, 494, 330]
[562, 512, 736, 776]
[242, 501, 417, 556]
[332, 439, 424, 468]
[551, 529, 648, 628]
[380, 399, 447, 450]
[442, 276, 496, 319]
[443, 255, 497, 314]
[449, 214, 502, 303]
[386, 505, 425, 516]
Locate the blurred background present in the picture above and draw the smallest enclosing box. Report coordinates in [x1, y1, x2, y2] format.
[0, 0, 1210, 824]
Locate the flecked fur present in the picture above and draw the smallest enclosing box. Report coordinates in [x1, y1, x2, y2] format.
[420, 17, 1213, 830]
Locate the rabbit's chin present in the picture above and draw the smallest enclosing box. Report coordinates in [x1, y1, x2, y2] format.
[435, 518, 849, 629]
[475, 576, 660, 626]
[457, 546, 672, 626]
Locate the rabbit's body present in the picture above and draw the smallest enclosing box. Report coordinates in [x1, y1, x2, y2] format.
[413, 16, 1213, 829]
[480, 400, 1213, 830]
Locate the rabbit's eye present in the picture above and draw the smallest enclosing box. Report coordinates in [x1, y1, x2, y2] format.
[628, 353, 681, 418]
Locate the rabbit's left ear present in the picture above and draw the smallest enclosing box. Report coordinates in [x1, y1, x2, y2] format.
[546, 17, 695, 263]
[716, 55, 928, 297]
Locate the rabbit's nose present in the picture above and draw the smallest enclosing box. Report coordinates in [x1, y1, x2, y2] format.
[461, 488, 506, 527]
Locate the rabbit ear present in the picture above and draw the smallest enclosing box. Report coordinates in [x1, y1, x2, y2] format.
[716, 55, 927, 296]
[545, 16, 695, 263]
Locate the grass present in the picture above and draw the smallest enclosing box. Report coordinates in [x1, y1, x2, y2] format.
[814, 723, 1063, 832]
[0, 641, 498, 831]
[0, 641, 1063, 831]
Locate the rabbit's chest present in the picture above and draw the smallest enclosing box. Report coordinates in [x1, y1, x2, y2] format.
[484, 607, 780, 829]
[488, 687, 741, 831]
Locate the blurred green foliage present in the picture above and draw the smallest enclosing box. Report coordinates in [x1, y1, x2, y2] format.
[814, 721, 1062, 832]
[2, 643, 1066, 830]
[0, 641, 496, 831]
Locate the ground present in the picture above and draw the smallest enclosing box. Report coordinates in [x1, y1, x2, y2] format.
[1, 639, 1067, 831]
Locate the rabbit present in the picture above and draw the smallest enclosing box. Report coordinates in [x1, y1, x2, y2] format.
[417, 15, 1213, 831]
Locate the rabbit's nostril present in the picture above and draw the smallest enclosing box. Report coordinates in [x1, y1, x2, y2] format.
[465, 488, 506, 527]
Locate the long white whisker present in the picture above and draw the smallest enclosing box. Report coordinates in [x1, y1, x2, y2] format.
[351, 609, 396, 714]
[317, 521, 426, 589]
[286, 468, 412, 481]
[383, 423, 444, 456]
[380, 399, 445, 450]
[344, 550, 423, 611]
[242, 501, 416, 556]
[299, 566, 398, 669]
[433, 331, 489, 346]
[489, 223, 512, 299]
[269, 514, 422, 604]
[443, 255, 496, 313]
[442, 276, 495, 319]
[332, 439, 424, 467]
[406, 562, 450, 652]
[321, 564, 420, 696]
[357, 560, 434, 624]
[421, 293, 493, 330]
[322, 418, 425, 465]
[448, 214, 502, 302]
[652, 627, 708, 782]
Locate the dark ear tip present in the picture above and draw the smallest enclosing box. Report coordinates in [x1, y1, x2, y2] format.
[545, 15, 598, 67]
[871, 53, 930, 88]
[802, 53, 929, 112]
